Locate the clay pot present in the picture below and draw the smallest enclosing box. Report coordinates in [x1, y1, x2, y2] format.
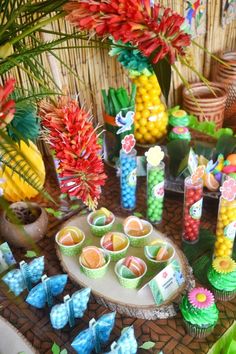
[215, 51, 236, 124]
[183, 82, 227, 129]
[0, 202, 48, 248]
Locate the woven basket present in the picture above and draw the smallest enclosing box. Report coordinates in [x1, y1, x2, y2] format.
[183, 82, 227, 130]
[215, 52, 236, 125]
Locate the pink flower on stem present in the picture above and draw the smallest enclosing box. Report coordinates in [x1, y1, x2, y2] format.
[122, 134, 136, 154]
[188, 287, 214, 309]
[220, 177, 236, 202]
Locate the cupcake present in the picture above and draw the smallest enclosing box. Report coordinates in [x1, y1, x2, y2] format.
[207, 257, 236, 301]
[101, 232, 130, 261]
[169, 110, 189, 127]
[115, 256, 147, 289]
[123, 216, 153, 247]
[79, 246, 110, 279]
[87, 207, 115, 237]
[180, 287, 219, 338]
[169, 127, 191, 142]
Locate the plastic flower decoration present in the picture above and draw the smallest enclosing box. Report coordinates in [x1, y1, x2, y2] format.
[122, 134, 136, 154]
[145, 146, 164, 167]
[64, 0, 191, 64]
[213, 257, 236, 274]
[0, 78, 15, 128]
[220, 177, 236, 202]
[188, 287, 214, 309]
[39, 96, 106, 210]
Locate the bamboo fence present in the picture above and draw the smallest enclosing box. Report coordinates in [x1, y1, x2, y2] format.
[3, 0, 236, 123]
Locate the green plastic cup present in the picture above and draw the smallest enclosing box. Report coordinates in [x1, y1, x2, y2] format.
[87, 211, 115, 237]
[79, 250, 110, 279]
[115, 257, 147, 289]
[100, 233, 130, 261]
[124, 220, 153, 247]
[55, 227, 85, 256]
[144, 241, 175, 272]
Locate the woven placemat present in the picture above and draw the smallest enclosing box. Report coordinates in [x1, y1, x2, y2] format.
[0, 164, 235, 354]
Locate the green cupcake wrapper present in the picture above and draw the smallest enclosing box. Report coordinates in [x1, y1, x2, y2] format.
[212, 288, 236, 301]
[80, 256, 110, 279]
[184, 320, 216, 338]
[90, 223, 114, 237]
[128, 235, 150, 248]
[58, 242, 83, 256]
[145, 257, 168, 272]
[116, 273, 144, 289]
[108, 249, 129, 262]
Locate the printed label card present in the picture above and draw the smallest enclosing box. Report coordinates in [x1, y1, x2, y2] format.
[183, 0, 207, 38]
[222, 0, 236, 27]
[147, 260, 185, 305]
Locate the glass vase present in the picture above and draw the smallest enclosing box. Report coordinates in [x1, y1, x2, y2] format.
[120, 148, 137, 210]
[147, 162, 165, 224]
[214, 197, 236, 257]
[183, 177, 203, 244]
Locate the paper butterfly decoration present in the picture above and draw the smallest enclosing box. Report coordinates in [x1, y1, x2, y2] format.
[105, 327, 138, 354]
[26, 274, 67, 309]
[71, 312, 116, 354]
[50, 288, 91, 329]
[2, 256, 44, 296]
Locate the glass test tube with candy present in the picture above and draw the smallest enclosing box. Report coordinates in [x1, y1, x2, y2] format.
[147, 162, 165, 224]
[120, 148, 137, 210]
[214, 198, 236, 257]
[183, 177, 203, 243]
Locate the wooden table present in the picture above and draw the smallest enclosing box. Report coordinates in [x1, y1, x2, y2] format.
[0, 164, 235, 354]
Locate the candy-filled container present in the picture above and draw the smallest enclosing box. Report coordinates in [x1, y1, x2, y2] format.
[87, 208, 115, 237]
[132, 74, 168, 145]
[214, 198, 236, 257]
[123, 216, 153, 247]
[79, 246, 110, 279]
[120, 148, 137, 210]
[55, 226, 85, 256]
[115, 256, 147, 289]
[100, 232, 130, 261]
[147, 161, 165, 224]
[183, 177, 203, 243]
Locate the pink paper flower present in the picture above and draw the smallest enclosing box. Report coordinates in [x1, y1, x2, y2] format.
[220, 177, 236, 202]
[122, 134, 136, 154]
[188, 287, 214, 309]
[173, 126, 188, 134]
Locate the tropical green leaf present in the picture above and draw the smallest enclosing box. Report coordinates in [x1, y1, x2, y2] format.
[51, 343, 60, 354]
[152, 58, 171, 104]
[45, 208, 63, 218]
[25, 250, 38, 258]
[7, 102, 40, 142]
[133, 212, 143, 218]
[139, 341, 155, 350]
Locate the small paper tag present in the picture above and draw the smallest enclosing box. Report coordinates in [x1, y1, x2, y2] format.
[115, 111, 134, 135]
[127, 168, 137, 187]
[0, 242, 16, 274]
[189, 198, 203, 220]
[152, 181, 164, 199]
[147, 262, 184, 305]
[224, 221, 236, 241]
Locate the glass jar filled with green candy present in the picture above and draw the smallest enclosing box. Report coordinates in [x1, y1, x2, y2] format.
[147, 161, 165, 224]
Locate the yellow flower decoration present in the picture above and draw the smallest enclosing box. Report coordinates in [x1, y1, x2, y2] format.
[213, 257, 236, 274]
[145, 146, 164, 167]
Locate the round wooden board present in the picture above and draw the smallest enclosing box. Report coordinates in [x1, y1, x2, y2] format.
[0, 316, 37, 354]
[56, 215, 195, 320]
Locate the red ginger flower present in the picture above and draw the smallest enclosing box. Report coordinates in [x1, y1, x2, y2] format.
[64, 0, 191, 64]
[0, 78, 15, 128]
[39, 96, 106, 210]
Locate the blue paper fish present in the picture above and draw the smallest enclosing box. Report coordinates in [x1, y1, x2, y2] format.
[50, 288, 91, 329]
[116, 111, 134, 135]
[71, 312, 116, 354]
[3, 257, 44, 296]
[26, 274, 67, 308]
[105, 327, 137, 354]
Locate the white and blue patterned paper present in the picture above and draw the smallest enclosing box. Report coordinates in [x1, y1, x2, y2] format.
[26, 274, 67, 308]
[3, 256, 44, 296]
[50, 288, 91, 329]
[71, 312, 116, 354]
[105, 327, 137, 354]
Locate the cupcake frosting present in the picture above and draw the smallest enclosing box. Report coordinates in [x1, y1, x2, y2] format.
[180, 288, 219, 327]
[208, 263, 236, 292]
[169, 110, 189, 127]
[169, 127, 191, 141]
